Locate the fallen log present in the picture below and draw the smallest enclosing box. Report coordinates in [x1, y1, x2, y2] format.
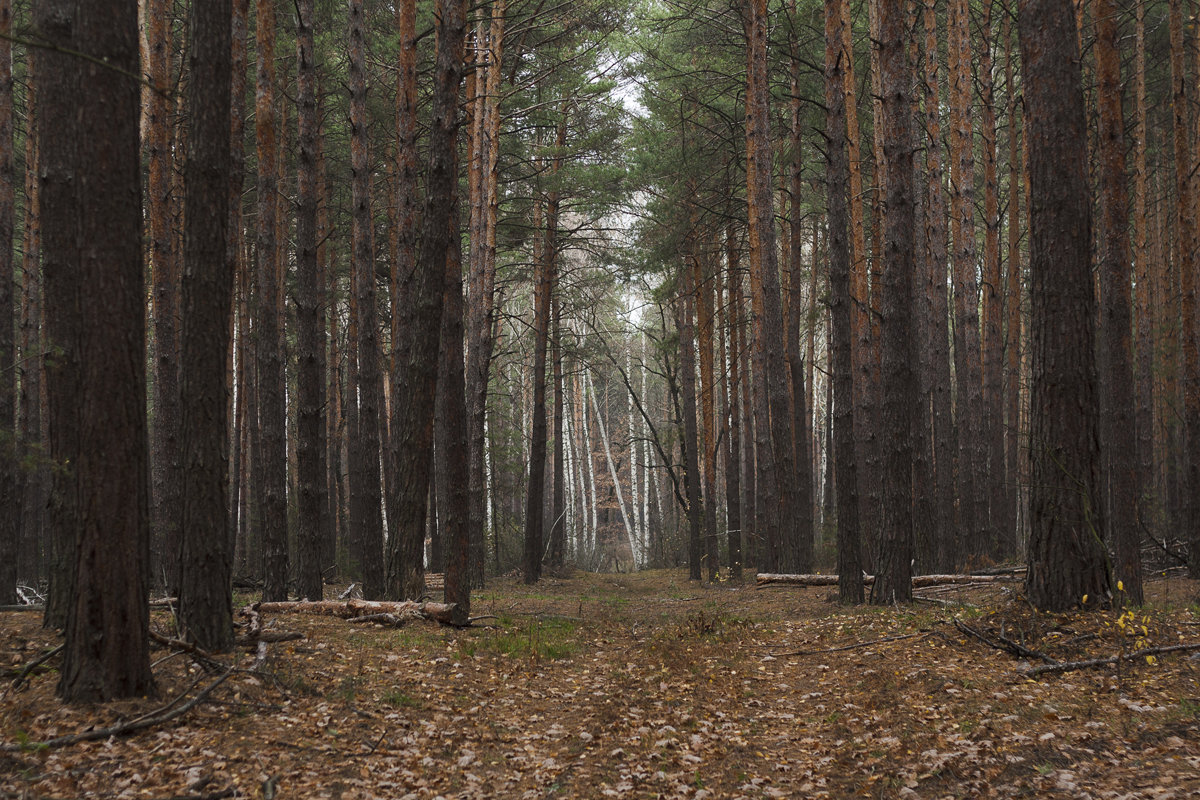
[756, 573, 1022, 588]
[253, 599, 458, 626]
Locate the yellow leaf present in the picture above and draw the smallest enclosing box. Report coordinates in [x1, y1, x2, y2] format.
[1082, 594, 1088, 605]
[1146, 655, 1157, 665]
[1117, 580, 1124, 592]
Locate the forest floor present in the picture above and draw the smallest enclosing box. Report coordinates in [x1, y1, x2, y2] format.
[2, 569, 1200, 799]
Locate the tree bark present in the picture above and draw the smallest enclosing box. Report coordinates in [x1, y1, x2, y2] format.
[386, 0, 425, 600]
[387, 0, 466, 601]
[179, 0, 235, 651]
[38, 0, 81, 631]
[0, 0, 16, 606]
[1020, 0, 1111, 611]
[145, 0, 181, 595]
[1095, 0, 1142, 604]
[678, 248, 704, 582]
[949, 0, 987, 561]
[826, 0, 863, 604]
[744, 0, 810, 575]
[979, 0, 1010, 560]
[56, 0, 154, 702]
[922, 0, 958, 573]
[255, 0, 289, 602]
[1168, 0, 1200, 578]
[17, 50, 44, 588]
[294, 0, 324, 602]
[871, 0, 916, 606]
[348, 0, 385, 600]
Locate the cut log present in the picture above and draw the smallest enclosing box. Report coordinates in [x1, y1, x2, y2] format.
[755, 573, 1022, 588]
[251, 599, 458, 625]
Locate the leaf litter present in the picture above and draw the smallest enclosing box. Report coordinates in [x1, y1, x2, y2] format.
[2, 570, 1199, 798]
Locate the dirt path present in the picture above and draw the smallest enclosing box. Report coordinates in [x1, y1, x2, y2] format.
[3, 571, 1199, 798]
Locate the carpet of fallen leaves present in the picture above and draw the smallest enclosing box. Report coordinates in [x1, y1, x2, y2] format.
[3, 570, 1200, 799]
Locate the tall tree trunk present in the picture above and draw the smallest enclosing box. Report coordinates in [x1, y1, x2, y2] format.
[841, 0, 877, 566]
[255, 0, 288, 602]
[949, 0, 988, 561]
[348, 0, 385, 600]
[387, 0, 424, 599]
[145, 0, 181, 594]
[721, 242, 743, 580]
[871, 0, 916, 605]
[1003, 7, 1024, 565]
[922, 0, 958, 572]
[18, 51, 44, 587]
[979, 0, 1009, 559]
[465, 1, 505, 586]
[678, 250, 704, 581]
[294, 0, 324, 602]
[1021, 0, 1110, 611]
[56, 0, 154, 701]
[549, 299, 566, 568]
[178, 0, 235, 651]
[1168, 0, 1200, 578]
[786, 16, 814, 573]
[728, 228, 754, 570]
[0, 0, 16, 605]
[1132, 0, 1154, 541]
[1094, 0, 1141, 603]
[38, 0, 81, 631]
[228, 0, 249, 571]
[524, 123, 565, 584]
[438, 199, 471, 616]
[745, 0, 810, 574]
[388, 0, 466, 605]
[826, 0, 863, 603]
[695, 238, 719, 579]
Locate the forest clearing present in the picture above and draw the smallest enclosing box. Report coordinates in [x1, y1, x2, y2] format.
[4, 570, 1200, 799]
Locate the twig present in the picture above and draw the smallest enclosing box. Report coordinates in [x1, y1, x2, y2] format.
[953, 618, 1058, 665]
[7, 644, 64, 691]
[1022, 642, 1200, 676]
[0, 668, 233, 751]
[777, 631, 928, 657]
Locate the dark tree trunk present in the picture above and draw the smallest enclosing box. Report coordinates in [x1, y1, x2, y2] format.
[227, 0, 249, 574]
[294, 0, 324, 602]
[255, 0, 289, 602]
[348, 0, 385, 600]
[386, 0, 466, 600]
[38, 0, 81, 631]
[550, 299, 566, 568]
[0, 0, 16, 605]
[438, 209, 471, 619]
[1095, 0, 1142, 604]
[724, 223, 743, 580]
[56, 0, 154, 702]
[178, 0, 234, 651]
[921, 0, 957, 572]
[1168, 0, 1200, 579]
[695, 241, 719, 579]
[949, 0, 987, 562]
[524, 191, 556, 584]
[146, 0, 180, 595]
[870, 0, 916, 605]
[826, 0, 863, 604]
[465, 2, 504, 587]
[978, 0, 1010, 560]
[678, 251, 704, 582]
[1020, 0, 1111, 611]
[18, 51, 45, 588]
[744, 0, 810, 574]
